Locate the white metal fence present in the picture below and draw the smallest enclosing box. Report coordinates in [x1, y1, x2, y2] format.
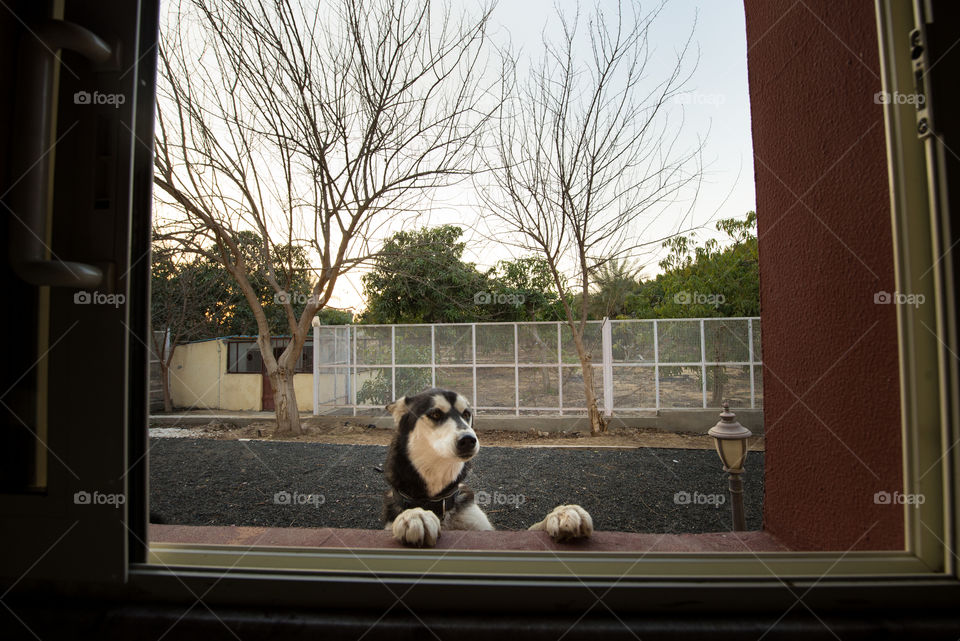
[312, 318, 762, 416]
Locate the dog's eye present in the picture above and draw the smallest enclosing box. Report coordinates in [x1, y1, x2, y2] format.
[462, 409, 471, 422]
[427, 409, 445, 421]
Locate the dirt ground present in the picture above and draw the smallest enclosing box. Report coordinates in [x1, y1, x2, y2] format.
[150, 415, 765, 451]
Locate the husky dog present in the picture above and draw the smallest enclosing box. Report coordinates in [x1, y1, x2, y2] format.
[383, 388, 593, 547]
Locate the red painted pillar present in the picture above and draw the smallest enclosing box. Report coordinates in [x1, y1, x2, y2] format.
[743, 0, 904, 550]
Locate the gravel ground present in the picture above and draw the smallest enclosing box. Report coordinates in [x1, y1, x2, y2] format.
[149, 439, 763, 533]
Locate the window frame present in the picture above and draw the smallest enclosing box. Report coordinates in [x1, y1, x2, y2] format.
[225, 338, 263, 374]
[224, 337, 313, 374]
[120, 1, 960, 613]
[125, 0, 958, 610]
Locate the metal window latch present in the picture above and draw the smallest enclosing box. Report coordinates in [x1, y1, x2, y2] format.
[909, 28, 933, 140]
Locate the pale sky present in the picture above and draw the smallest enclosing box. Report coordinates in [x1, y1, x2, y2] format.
[327, 0, 756, 312]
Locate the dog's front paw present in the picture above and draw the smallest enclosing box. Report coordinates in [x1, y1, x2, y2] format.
[529, 504, 593, 542]
[392, 508, 441, 547]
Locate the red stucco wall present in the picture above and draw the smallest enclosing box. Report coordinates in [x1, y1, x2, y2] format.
[744, 1, 904, 550]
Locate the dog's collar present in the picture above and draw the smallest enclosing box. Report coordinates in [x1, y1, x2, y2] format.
[394, 486, 460, 518]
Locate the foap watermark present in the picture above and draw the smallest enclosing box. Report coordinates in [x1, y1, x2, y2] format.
[475, 490, 526, 507]
[474, 291, 525, 307]
[874, 290, 925, 308]
[74, 490, 125, 508]
[674, 92, 726, 107]
[74, 290, 125, 308]
[674, 490, 726, 507]
[874, 91, 925, 106]
[274, 490, 325, 508]
[874, 490, 925, 506]
[674, 290, 725, 308]
[73, 90, 126, 109]
[274, 290, 321, 305]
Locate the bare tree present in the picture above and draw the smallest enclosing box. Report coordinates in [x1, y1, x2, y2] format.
[479, 1, 701, 434]
[153, 0, 495, 434]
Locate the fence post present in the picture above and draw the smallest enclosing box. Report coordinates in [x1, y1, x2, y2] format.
[391, 325, 396, 403]
[472, 324, 477, 409]
[514, 323, 520, 416]
[748, 318, 755, 409]
[653, 320, 660, 411]
[602, 317, 614, 417]
[557, 322, 563, 416]
[351, 325, 357, 416]
[700, 319, 708, 408]
[333, 328, 339, 404]
[312, 318, 320, 416]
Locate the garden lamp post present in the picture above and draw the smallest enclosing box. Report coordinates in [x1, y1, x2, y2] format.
[708, 401, 753, 531]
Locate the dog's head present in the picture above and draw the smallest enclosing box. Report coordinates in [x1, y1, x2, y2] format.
[386, 388, 478, 461]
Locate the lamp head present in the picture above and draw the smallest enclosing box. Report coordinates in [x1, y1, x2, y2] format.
[707, 401, 753, 471]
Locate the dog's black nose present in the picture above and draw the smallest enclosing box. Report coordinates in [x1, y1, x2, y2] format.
[456, 433, 477, 456]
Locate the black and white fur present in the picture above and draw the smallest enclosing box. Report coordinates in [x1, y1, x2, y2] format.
[383, 388, 594, 547]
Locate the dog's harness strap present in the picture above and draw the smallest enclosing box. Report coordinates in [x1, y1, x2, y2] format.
[395, 487, 460, 518]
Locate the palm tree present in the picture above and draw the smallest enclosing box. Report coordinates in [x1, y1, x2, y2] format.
[590, 259, 644, 318]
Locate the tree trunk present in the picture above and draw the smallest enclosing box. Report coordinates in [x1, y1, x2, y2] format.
[271, 366, 303, 436]
[711, 369, 724, 407]
[160, 361, 173, 413]
[580, 358, 606, 435]
[570, 329, 606, 435]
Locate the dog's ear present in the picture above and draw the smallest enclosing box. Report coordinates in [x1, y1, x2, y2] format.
[386, 396, 410, 424]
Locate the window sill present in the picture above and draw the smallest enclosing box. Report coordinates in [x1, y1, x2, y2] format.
[150, 524, 787, 552]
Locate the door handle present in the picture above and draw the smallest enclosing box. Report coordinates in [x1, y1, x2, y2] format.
[8, 20, 112, 288]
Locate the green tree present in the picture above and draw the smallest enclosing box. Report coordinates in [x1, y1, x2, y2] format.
[650, 211, 759, 319]
[315, 308, 354, 326]
[486, 257, 564, 322]
[360, 225, 491, 324]
[621, 279, 662, 319]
